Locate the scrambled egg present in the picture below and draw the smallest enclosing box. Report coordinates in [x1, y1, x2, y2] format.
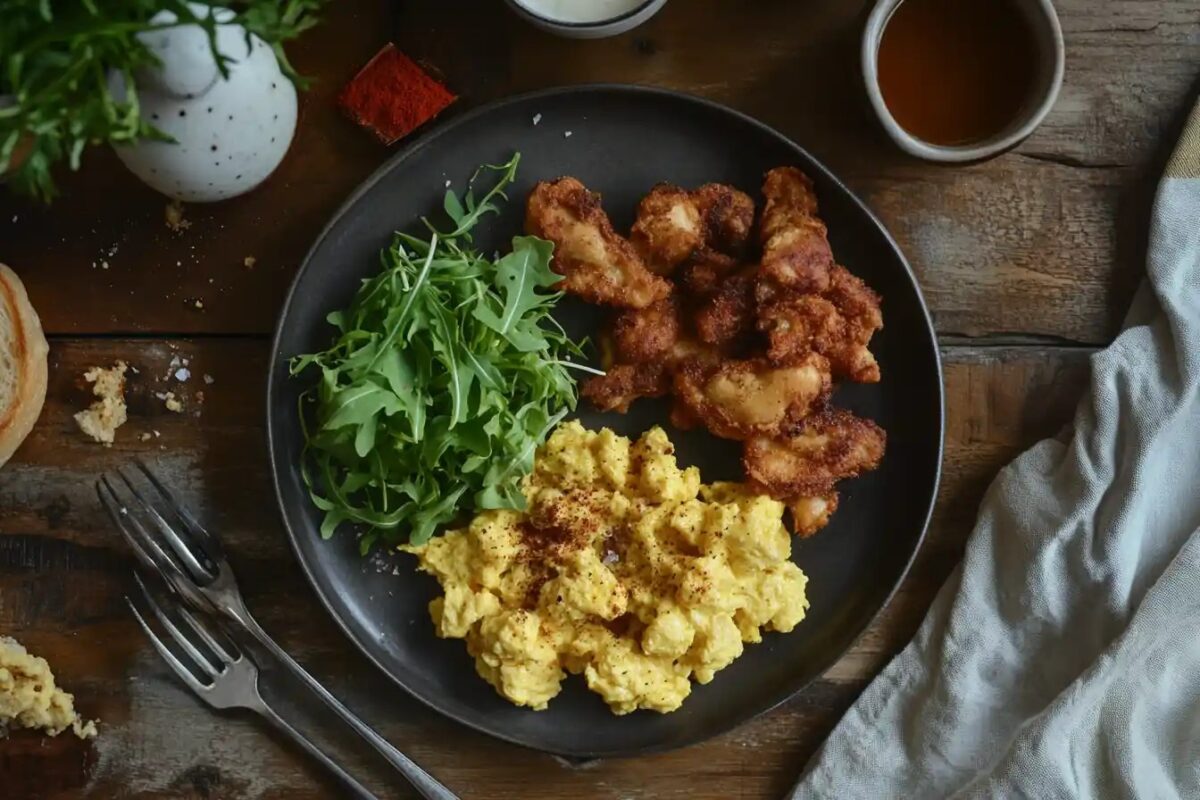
[0, 637, 97, 739]
[405, 421, 809, 714]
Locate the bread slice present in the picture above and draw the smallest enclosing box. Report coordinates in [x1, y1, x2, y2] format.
[0, 263, 49, 467]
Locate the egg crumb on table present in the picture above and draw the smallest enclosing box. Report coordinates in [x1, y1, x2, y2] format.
[74, 361, 128, 444]
[404, 421, 809, 714]
[0, 637, 97, 739]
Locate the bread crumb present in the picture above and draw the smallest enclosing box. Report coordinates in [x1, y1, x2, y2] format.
[139, 432, 153, 442]
[202, 374, 214, 385]
[243, 256, 256, 269]
[74, 362, 128, 444]
[0, 636, 98, 740]
[165, 200, 191, 233]
[155, 391, 184, 413]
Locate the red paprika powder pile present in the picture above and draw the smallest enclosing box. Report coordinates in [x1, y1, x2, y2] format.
[337, 44, 456, 145]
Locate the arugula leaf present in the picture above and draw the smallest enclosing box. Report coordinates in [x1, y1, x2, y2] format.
[291, 153, 586, 554]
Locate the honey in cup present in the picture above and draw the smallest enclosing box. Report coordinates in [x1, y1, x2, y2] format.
[876, 0, 1040, 147]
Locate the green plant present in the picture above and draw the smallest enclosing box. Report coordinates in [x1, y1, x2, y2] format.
[0, 0, 323, 202]
[291, 154, 594, 552]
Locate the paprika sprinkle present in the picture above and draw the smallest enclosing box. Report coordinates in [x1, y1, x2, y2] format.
[337, 44, 456, 145]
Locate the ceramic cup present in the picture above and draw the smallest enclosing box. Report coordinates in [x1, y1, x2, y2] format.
[505, 0, 668, 39]
[862, 0, 1065, 163]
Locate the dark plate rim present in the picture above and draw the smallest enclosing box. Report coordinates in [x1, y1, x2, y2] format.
[266, 83, 945, 759]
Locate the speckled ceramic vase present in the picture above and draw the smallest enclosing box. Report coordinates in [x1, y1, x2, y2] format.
[109, 4, 297, 202]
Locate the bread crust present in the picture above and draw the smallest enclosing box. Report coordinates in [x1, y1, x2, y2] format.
[0, 264, 49, 467]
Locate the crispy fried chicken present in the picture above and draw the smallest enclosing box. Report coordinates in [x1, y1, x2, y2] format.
[759, 167, 834, 293]
[526, 177, 671, 309]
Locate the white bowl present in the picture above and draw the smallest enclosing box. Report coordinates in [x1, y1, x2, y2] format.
[862, 0, 1065, 163]
[505, 0, 668, 39]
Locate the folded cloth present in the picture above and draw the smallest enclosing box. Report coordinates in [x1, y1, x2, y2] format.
[791, 97, 1200, 800]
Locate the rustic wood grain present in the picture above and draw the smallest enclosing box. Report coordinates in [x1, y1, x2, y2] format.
[0, 340, 1090, 799]
[1, 0, 1194, 341]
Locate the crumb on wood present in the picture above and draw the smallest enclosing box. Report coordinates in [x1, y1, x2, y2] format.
[74, 362, 128, 444]
[243, 256, 256, 269]
[155, 391, 184, 413]
[165, 200, 191, 233]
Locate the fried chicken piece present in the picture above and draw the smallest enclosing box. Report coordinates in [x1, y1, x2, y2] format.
[581, 363, 671, 413]
[757, 277, 882, 382]
[691, 183, 756, 257]
[610, 296, 682, 364]
[787, 492, 840, 538]
[759, 167, 833, 294]
[673, 353, 831, 441]
[669, 398, 702, 431]
[743, 407, 886, 498]
[827, 266, 883, 375]
[583, 325, 722, 416]
[694, 270, 757, 349]
[526, 177, 672, 309]
[676, 252, 740, 296]
[758, 293, 841, 363]
[755, 258, 883, 381]
[630, 184, 704, 275]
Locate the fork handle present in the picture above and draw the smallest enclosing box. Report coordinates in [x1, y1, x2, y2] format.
[256, 698, 380, 800]
[240, 614, 458, 800]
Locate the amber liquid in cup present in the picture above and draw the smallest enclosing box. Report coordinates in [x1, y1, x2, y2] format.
[876, 0, 1040, 147]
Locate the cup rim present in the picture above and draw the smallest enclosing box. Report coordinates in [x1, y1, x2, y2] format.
[506, 0, 661, 29]
[861, 0, 1065, 163]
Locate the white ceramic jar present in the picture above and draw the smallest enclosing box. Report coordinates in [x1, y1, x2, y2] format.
[108, 4, 297, 201]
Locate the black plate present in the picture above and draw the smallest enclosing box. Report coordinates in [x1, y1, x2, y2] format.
[267, 85, 943, 759]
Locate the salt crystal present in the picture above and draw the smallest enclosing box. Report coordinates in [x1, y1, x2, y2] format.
[445, 180, 451, 188]
[532, 113, 542, 125]
[175, 368, 191, 382]
[203, 374, 215, 385]
[564, 131, 573, 138]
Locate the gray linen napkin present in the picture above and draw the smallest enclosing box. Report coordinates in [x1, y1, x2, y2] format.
[791, 97, 1200, 799]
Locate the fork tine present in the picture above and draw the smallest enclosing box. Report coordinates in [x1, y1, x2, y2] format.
[114, 467, 214, 582]
[132, 573, 222, 680]
[98, 476, 186, 580]
[134, 460, 226, 563]
[126, 596, 211, 696]
[176, 603, 240, 665]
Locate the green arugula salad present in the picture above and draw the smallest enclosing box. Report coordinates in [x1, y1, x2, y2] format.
[291, 154, 591, 552]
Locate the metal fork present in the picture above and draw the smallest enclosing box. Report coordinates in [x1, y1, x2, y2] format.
[98, 462, 457, 800]
[127, 573, 379, 800]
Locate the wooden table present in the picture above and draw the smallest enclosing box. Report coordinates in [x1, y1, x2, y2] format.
[1, 2, 1195, 797]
